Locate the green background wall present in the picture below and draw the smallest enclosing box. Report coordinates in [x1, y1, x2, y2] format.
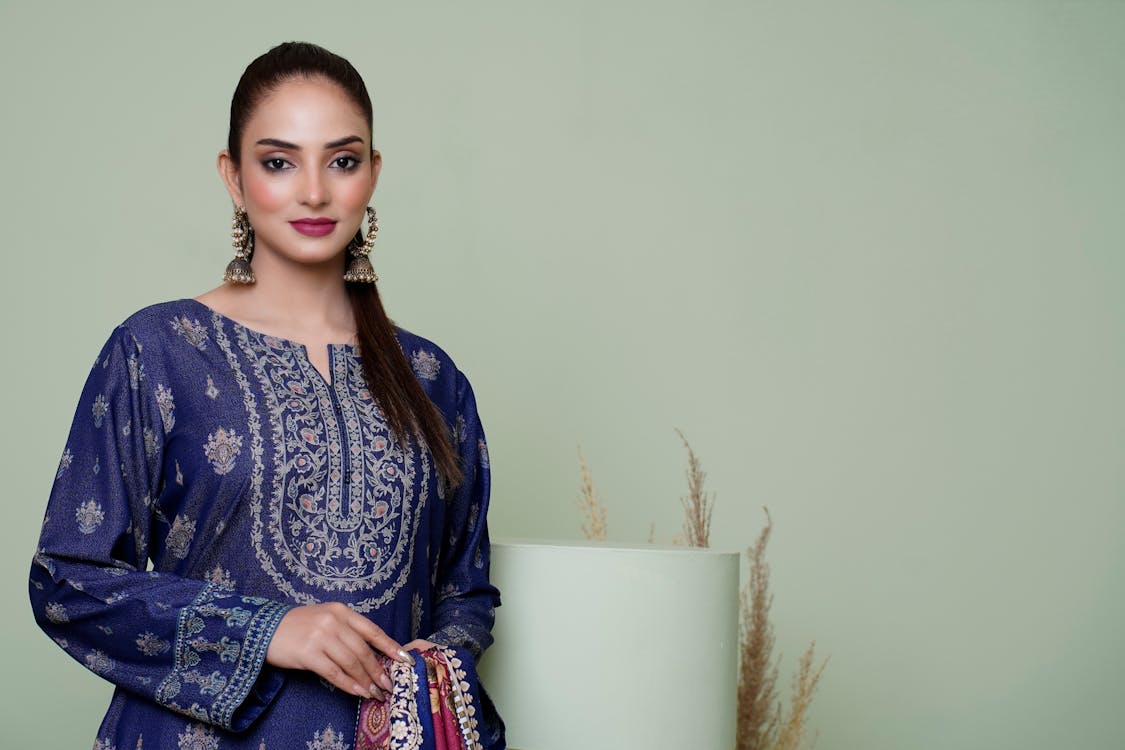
[2, 2, 1122, 748]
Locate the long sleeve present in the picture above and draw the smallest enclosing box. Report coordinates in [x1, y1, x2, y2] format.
[28, 323, 292, 732]
[425, 371, 501, 661]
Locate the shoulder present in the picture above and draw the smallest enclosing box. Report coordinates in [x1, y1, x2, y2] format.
[116, 299, 194, 338]
[86, 299, 198, 367]
[107, 298, 212, 352]
[394, 325, 459, 381]
[392, 325, 476, 408]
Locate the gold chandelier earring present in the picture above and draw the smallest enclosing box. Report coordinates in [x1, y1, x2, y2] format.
[343, 205, 379, 283]
[223, 205, 255, 284]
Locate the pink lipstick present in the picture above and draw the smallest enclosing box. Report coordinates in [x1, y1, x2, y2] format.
[290, 218, 337, 237]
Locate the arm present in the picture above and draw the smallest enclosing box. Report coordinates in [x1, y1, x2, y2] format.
[28, 323, 290, 731]
[424, 371, 502, 661]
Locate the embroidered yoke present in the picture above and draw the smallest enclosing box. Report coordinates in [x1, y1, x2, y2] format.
[28, 298, 504, 750]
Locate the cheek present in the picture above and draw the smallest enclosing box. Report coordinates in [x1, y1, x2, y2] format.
[337, 175, 373, 209]
[243, 173, 289, 212]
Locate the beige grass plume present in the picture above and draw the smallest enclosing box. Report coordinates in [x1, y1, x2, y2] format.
[738, 508, 779, 750]
[737, 507, 827, 750]
[774, 642, 828, 750]
[576, 444, 607, 541]
[675, 428, 715, 548]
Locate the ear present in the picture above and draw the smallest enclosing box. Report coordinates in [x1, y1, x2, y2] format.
[368, 148, 382, 197]
[217, 149, 244, 207]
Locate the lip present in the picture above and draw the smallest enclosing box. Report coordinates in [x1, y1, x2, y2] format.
[290, 218, 337, 237]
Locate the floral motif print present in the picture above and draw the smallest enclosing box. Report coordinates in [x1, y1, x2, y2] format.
[56, 447, 73, 479]
[187, 635, 241, 664]
[166, 515, 197, 560]
[205, 374, 219, 400]
[144, 428, 159, 458]
[176, 722, 219, 750]
[92, 393, 108, 428]
[156, 384, 176, 432]
[181, 668, 230, 696]
[407, 348, 436, 377]
[205, 564, 236, 589]
[203, 427, 242, 475]
[44, 602, 68, 623]
[411, 349, 441, 380]
[170, 315, 209, 350]
[136, 631, 171, 656]
[306, 725, 348, 750]
[127, 354, 145, 389]
[76, 499, 105, 534]
[85, 649, 114, 674]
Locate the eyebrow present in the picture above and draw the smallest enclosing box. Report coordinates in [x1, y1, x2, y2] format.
[255, 135, 365, 150]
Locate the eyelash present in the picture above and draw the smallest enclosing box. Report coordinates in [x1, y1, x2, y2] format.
[260, 156, 361, 172]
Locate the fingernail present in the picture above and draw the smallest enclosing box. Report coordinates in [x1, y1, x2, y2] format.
[398, 649, 413, 663]
[354, 683, 371, 699]
[379, 673, 393, 692]
[369, 683, 379, 697]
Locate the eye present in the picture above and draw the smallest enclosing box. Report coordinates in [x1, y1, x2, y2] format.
[261, 158, 292, 171]
[332, 156, 360, 171]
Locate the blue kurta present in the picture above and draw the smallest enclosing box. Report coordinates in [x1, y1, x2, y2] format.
[28, 298, 503, 750]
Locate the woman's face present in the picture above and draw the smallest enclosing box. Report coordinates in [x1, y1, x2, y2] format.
[219, 76, 380, 274]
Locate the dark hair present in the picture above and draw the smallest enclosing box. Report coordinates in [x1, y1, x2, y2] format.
[228, 41, 463, 487]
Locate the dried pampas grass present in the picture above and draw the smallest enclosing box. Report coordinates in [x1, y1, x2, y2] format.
[576, 445, 607, 541]
[738, 508, 827, 750]
[675, 428, 714, 548]
[572, 444, 827, 749]
[738, 508, 779, 750]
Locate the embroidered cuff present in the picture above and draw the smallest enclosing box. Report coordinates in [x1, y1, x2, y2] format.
[154, 583, 293, 731]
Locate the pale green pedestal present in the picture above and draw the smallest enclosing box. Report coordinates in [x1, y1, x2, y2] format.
[479, 540, 740, 750]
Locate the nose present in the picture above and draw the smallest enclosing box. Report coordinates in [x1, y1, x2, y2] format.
[300, 167, 328, 207]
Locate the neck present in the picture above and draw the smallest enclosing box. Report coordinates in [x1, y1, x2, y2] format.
[227, 248, 356, 337]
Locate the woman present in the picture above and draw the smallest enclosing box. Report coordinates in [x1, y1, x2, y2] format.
[28, 41, 503, 750]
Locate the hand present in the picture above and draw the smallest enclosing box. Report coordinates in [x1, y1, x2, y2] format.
[265, 602, 413, 701]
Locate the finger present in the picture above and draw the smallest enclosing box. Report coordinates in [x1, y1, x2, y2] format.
[322, 637, 382, 699]
[339, 627, 393, 694]
[348, 610, 413, 664]
[311, 651, 372, 698]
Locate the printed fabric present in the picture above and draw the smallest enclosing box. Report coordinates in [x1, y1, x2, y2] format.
[27, 298, 505, 750]
[355, 646, 486, 750]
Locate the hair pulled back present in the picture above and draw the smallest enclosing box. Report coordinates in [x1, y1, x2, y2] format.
[228, 41, 463, 488]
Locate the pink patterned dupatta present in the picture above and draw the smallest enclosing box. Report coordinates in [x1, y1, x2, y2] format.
[355, 646, 483, 750]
